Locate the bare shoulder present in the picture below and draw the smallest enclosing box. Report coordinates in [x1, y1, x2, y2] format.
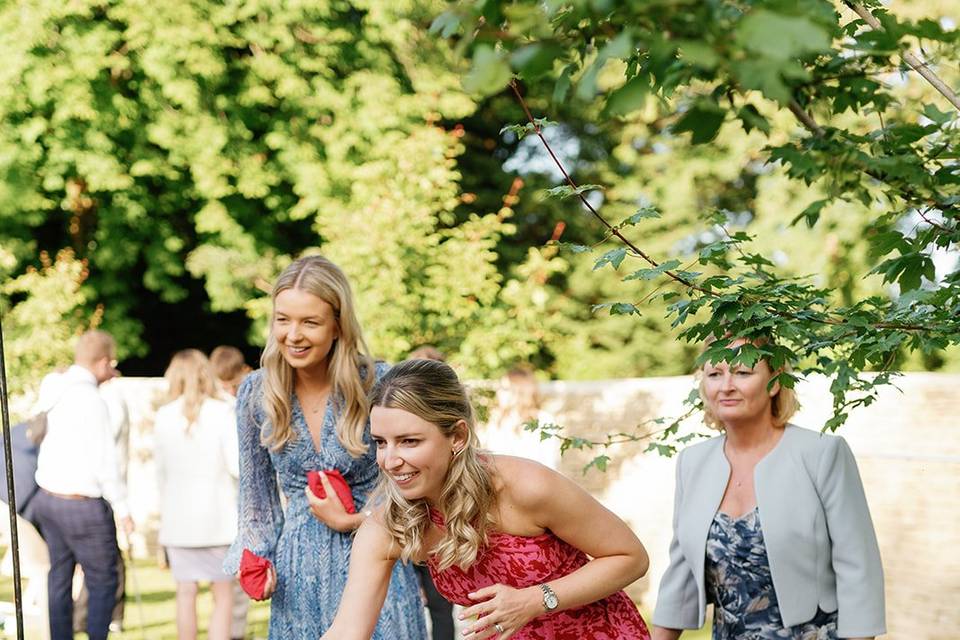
[489, 454, 569, 510]
[355, 509, 403, 561]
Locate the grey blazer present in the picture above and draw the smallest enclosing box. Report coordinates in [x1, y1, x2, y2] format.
[653, 425, 885, 638]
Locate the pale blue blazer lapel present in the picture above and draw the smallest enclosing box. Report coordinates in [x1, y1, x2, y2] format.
[679, 436, 729, 611]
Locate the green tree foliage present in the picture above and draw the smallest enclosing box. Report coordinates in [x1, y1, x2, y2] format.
[439, 0, 960, 442]
[1, 249, 90, 403]
[0, 0, 557, 383]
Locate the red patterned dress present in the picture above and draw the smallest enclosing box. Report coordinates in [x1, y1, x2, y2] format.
[426, 509, 650, 640]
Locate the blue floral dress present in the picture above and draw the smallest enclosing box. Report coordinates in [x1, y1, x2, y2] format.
[224, 366, 427, 639]
[705, 508, 838, 640]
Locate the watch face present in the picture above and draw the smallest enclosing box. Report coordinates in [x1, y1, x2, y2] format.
[545, 593, 559, 610]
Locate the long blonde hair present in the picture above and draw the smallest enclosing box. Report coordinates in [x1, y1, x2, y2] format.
[260, 255, 375, 456]
[698, 334, 800, 430]
[370, 359, 497, 572]
[164, 349, 219, 433]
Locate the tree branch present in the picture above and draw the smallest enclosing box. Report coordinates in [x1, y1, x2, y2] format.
[507, 81, 950, 335]
[788, 100, 826, 136]
[509, 81, 712, 296]
[843, 1, 960, 112]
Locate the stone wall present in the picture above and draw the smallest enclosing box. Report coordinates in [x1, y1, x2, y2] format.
[108, 373, 959, 639]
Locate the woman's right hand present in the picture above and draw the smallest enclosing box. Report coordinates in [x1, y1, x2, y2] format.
[235, 565, 277, 601]
[651, 627, 683, 640]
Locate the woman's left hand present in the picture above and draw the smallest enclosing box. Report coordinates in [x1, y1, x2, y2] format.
[304, 473, 354, 532]
[459, 584, 540, 639]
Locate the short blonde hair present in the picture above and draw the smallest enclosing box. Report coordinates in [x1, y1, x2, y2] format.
[698, 335, 800, 430]
[74, 330, 115, 367]
[407, 345, 446, 362]
[210, 346, 248, 383]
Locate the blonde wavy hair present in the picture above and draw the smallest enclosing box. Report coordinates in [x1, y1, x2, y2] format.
[698, 334, 800, 430]
[164, 349, 219, 434]
[370, 359, 497, 572]
[260, 255, 375, 456]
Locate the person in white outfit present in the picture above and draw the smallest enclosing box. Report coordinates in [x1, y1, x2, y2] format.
[209, 345, 252, 640]
[154, 349, 239, 640]
[32, 330, 133, 640]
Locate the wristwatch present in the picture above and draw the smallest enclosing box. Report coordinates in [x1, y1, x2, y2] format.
[539, 583, 559, 612]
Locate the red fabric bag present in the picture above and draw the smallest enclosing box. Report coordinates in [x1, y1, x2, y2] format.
[307, 469, 357, 514]
[238, 549, 272, 600]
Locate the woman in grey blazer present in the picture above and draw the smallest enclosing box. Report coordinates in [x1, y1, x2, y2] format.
[652, 337, 885, 640]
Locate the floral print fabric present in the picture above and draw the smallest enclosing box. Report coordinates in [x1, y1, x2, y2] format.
[427, 508, 649, 640]
[706, 508, 838, 640]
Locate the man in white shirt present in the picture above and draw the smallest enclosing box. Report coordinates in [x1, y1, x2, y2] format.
[31, 330, 134, 640]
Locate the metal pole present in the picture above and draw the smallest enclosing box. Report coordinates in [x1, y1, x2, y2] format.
[0, 316, 26, 639]
[122, 548, 147, 640]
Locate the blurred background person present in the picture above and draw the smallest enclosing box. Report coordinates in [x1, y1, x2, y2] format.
[73, 377, 131, 634]
[211, 345, 253, 400]
[154, 349, 240, 640]
[31, 330, 133, 640]
[482, 365, 559, 469]
[210, 344, 253, 640]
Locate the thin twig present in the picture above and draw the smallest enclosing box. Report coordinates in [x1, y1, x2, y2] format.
[916, 206, 953, 233]
[540, 406, 701, 450]
[509, 81, 713, 296]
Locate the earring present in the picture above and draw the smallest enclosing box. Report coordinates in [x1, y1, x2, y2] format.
[452, 447, 465, 457]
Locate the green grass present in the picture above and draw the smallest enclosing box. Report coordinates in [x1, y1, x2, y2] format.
[1, 557, 271, 639]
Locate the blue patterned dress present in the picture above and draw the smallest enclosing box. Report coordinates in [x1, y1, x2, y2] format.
[705, 508, 838, 640]
[224, 365, 427, 639]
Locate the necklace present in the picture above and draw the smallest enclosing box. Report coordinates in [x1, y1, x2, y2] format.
[297, 386, 330, 415]
[307, 396, 328, 414]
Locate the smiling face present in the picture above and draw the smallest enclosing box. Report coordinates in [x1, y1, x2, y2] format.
[701, 339, 780, 429]
[371, 406, 466, 505]
[271, 288, 340, 376]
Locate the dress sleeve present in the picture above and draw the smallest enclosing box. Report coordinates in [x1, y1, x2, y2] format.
[92, 392, 129, 519]
[219, 401, 240, 480]
[374, 359, 391, 382]
[652, 448, 702, 629]
[817, 436, 886, 637]
[224, 373, 285, 575]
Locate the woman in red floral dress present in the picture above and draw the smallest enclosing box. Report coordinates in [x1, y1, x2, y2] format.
[320, 359, 651, 640]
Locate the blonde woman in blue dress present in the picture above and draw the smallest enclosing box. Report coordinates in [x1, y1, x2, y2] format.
[224, 255, 426, 639]
[652, 336, 885, 640]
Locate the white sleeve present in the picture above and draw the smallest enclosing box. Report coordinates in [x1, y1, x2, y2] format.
[92, 394, 129, 518]
[220, 403, 240, 480]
